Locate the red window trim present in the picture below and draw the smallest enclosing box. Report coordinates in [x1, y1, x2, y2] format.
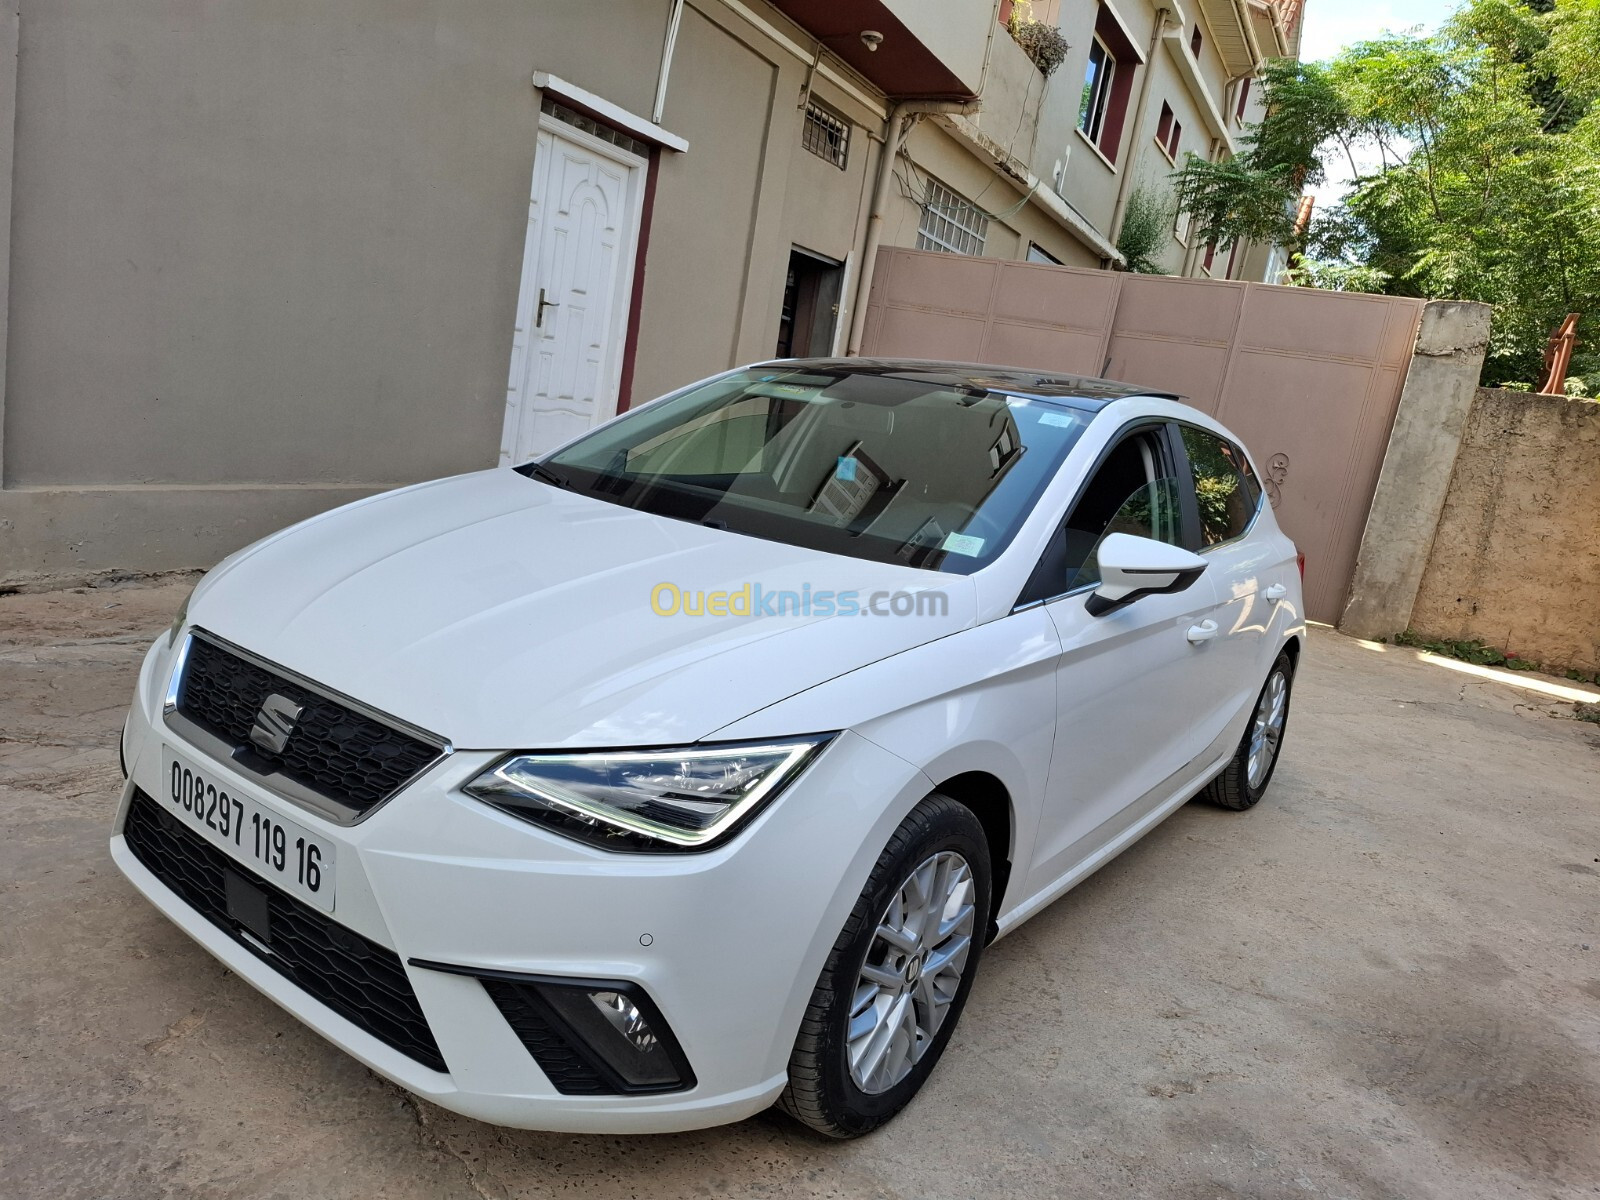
[1092, 6, 1140, 162]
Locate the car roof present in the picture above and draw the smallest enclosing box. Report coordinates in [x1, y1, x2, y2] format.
[749, 357, 1184, 410]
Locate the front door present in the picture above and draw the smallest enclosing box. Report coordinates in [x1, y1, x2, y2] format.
[499, 114, 647, 464]
[1019, 427, 1216, 897]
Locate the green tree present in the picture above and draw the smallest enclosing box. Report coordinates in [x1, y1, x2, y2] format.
[1172, 0, 1600, 385]
[1115, 184, 1177, 273]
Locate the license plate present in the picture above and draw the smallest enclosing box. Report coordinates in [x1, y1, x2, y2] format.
[161, 746, 336, 914]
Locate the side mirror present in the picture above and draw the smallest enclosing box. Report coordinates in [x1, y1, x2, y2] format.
[1085, 533, 1208, 617]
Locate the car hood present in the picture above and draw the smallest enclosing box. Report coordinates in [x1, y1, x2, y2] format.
[188, 470, 976, 749]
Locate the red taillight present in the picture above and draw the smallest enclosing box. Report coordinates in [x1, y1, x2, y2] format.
[1296, 551, 1306, 579]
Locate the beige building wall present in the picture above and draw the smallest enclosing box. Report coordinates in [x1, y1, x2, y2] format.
[627, 2, 879, 399]
[1007, 0, 1279, 277]
[0, 0, 884, 576]
[881, 121, 1102, 270]
[1410, 390, 1600, 673]
[1033, 0, 1151, 239]
[0, 0, 1306, 578]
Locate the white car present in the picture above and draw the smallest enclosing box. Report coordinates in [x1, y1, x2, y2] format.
[112, 359, 1304, 1137]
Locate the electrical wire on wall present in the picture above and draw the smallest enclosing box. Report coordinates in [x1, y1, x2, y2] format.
[888, 60, 1050, 233]
[892, 136, 1039, 228]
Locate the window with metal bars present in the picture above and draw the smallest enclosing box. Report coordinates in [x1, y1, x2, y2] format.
[801, 101, 850, 169]
[916, 178, 989, 257]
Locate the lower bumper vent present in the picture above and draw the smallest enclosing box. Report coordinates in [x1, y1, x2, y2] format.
[123, 789, 446, 1072]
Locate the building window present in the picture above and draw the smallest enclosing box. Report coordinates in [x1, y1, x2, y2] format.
[1174, 205, 1192, 245]
[1077, 6, 1140, 163]
[1079, 37, 1116, 144]
[1027, 242, 1063, 264]
[1190, 25, 1203, 56]
[1154, 101, 1182, 160]
[540, 96, 650, 158]
[801, 100, 850, 170]
[917, 178, 989, 256]
[1235, 77, 1252, 122]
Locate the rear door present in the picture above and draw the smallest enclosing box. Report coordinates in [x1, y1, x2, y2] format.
[1019, 423, 1219, 897]
[1174, 424, 1274, 762]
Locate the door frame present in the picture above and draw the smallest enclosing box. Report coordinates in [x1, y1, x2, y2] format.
[498, 109, 650, 465]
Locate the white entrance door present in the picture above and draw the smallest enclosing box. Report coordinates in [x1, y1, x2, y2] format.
[499, 118, 646, 464]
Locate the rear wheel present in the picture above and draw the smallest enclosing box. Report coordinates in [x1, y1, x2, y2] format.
[778, 794, 991, 1138]
[1202, 650, 1294, 811]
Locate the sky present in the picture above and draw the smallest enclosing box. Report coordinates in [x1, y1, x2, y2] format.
[1297, 0, 1460, 209]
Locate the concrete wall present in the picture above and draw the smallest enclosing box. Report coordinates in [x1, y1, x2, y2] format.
[1339, 302, 1494, 640]
[1409, 390, 1600, 673]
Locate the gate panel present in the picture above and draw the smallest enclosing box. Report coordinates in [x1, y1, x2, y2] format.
[862, 248, 1426, 622]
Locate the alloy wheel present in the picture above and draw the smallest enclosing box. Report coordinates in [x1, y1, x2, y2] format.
[847, 850, 976, 1094]
[1246, 669, 1289, 789]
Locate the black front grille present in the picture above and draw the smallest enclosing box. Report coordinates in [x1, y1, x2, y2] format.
[123, 789, 446, 1073]
[176, 633, 442, 817]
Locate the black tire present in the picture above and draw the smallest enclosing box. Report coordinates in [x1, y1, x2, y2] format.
[1202, 649, 1295, 811]
[778, 794, 992, 1138]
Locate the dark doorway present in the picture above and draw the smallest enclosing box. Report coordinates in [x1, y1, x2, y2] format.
[776, 247, 844, 358]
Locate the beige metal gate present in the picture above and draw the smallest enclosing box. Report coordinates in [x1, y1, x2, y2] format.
[860, 249, 1426, 622]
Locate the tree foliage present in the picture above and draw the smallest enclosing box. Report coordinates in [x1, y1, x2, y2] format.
[1116, 185, 1176, 273]
[1172, 0, 1600, 385]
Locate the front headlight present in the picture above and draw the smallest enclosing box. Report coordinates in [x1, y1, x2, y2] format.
[464, 737, 834, 852]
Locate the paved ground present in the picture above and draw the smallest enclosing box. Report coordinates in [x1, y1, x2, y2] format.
[3, 576, 1599, 1200]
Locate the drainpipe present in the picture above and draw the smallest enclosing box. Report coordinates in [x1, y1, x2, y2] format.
[1107, 6, 1173, 249]
[846, 98, 982, 356]
[651, 0, 686, 123]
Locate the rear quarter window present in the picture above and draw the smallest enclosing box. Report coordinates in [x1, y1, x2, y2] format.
[1180, 426, 1260, 546]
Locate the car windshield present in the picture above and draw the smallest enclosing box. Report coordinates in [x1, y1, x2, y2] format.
[529, 367, 1095, 573]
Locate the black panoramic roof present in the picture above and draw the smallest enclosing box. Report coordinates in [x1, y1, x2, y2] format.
[751, 357, 1182, 409]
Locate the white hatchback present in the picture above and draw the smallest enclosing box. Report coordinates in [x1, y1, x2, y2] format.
[112, 359, 1304, 1137]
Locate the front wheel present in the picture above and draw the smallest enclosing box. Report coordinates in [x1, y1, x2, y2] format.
[778, 794, 991, 1138]
[1202, 649, 1295, 810]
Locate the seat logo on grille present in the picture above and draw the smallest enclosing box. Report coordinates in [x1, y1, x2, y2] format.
[249, 693, 305, 755]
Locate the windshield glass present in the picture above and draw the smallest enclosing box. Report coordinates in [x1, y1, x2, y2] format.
[531, 367, 1095, 573]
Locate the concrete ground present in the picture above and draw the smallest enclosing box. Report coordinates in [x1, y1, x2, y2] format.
[3, 577, 1598, 1200]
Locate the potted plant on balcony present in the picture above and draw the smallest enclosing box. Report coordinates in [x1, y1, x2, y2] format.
[1007, 1, 1069, 78]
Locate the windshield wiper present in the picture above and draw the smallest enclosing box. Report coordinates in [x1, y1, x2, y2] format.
[525, 463, 569, 489]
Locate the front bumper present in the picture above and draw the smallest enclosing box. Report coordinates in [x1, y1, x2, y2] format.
[111, 635, 932, 1133]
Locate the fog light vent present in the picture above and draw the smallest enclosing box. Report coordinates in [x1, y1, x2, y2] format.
[409, 961, 695, 1095]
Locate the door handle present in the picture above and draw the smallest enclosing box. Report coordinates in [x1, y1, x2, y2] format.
[1186, 620, 1219, 644]
[1264, 583, 1288, 602]
[535, 287, 560, 329]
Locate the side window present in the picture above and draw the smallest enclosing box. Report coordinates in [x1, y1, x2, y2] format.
[1068, 477, 1185, 590]
[1057, 432, 1184, 591]
[1180, 426, 1260, 546]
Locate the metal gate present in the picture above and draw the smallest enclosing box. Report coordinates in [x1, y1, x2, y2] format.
[860, 249, 1425, 622]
